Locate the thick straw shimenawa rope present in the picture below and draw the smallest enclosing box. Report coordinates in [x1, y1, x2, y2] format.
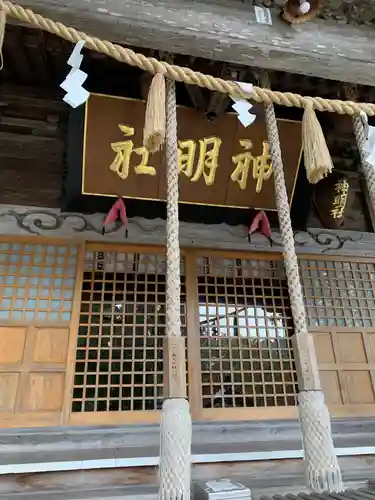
[262, 73, 343, 492]
[1, 0, 375, 116]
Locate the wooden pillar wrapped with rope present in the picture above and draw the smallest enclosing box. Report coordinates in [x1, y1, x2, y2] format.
[345, 86, 375, 218]
[143, 71, 192, 500]
[259, 73, 343, 493]
[0, 4, 6, 70]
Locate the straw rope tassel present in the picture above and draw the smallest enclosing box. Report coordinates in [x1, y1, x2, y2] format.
[158, 78, 192, 500]
[144, 72, 166, 153]
[352, 115, 375, 212]
[302, 99, 333, 184]
[264, 100, 343, 493]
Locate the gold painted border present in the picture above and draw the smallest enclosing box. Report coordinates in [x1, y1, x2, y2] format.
[81, 93, 303, 211]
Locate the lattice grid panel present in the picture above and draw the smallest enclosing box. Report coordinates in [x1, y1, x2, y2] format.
[197, 256, 297, 409]
[0, 241, 77, 322]
[72, 250, 186, 413]
[300, 259, 375, 328]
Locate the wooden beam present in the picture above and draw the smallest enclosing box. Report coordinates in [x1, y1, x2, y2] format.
[1, 205, 374, 259]
[8, 0, 375, 85]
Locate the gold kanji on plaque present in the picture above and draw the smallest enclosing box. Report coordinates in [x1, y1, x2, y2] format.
[232, 140, 273, 192]
[109, 125, 156, 179]
[331, 179, 349, 219]
[252, 141, 273, 193]
[178, 137, 222, 186]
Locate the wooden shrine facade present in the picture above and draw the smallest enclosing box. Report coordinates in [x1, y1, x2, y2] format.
[1, 23, 375, 432]
[0, 234, 375, 429]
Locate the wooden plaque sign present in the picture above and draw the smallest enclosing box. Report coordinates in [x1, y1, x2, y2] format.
[313, 171, 353, 229]
[82, 93, 302, 210]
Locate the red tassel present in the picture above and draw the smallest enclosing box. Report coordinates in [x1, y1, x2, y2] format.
[248, 211, 272, 245]
[102, 198, 128, 237]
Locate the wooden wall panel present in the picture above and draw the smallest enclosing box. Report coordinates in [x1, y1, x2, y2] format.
[319, 371, 343, 405]
[0, 327, 26, 364]
[368, 332, 375, 358]
[0, 373, 20, 412]
[21, 372, 65, 412]
[313, 328, 375, 416]
[31, 328, 69, 365]
[0, 325, 70, 427]
[0, 85, 67, 209]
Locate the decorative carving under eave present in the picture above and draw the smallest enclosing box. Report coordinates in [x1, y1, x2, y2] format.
[293, 229, 362, 252]
[0, 210, 120, 236]
[282, 0, 323, 24]
[0, 205, 370, 258]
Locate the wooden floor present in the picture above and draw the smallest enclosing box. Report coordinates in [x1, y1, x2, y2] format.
[1, 418, 375, 464]
[0, 463, 372, 499]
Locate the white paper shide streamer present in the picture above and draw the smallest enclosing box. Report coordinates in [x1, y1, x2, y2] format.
[60, 40, 90, 108]
[230, 82, 257, 128]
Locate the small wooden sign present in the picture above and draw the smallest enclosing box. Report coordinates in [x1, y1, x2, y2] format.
[82, 93, 302, 211]
[313, 172, 353, 229]
[194, 479, 251, 499]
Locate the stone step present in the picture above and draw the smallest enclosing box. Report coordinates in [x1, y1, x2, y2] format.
[2, 435, 375, 477]
[0, 417, 373, 457]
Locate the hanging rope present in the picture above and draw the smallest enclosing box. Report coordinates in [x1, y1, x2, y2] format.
[158, 78, 191, 500]
[262, 75, 343, 493]
[349, 100, 375, 217]
[0, 5, 5, 70]
[343, 86, 375, 218]
[165, 79, 182, 363]
[144, 71, 166, 153]
[353, 115, 375, 209]
[0, 0, 375, 115]
[302, 98, 333, 183]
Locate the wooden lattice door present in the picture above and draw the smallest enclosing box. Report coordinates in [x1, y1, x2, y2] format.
[191, 252, 299, 421]
[69, 244, 187, 426]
